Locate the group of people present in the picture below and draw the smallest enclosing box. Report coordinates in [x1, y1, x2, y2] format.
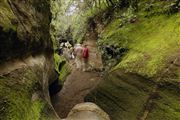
[59, 41, 74, 59]
[58, 42, 89, 72]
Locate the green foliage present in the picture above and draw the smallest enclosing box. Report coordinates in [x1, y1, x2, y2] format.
[70, 0, 109, 43]
[98, 18, 128, 47]
[54, 53, 71, 82]
[70, 0, 138, 43]
[121, 6, 137, 23]
[87, 1, 180, 120]
[71, 14, 89, 43]
[58, 63, 71, 82]
[50, 0, 72, 48]
[98, 7, 180, 77]
[54, 53, 66, 73]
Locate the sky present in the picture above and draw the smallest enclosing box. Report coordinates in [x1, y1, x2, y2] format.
[66, 0, 84, 16]
[67, 5, 77, 16]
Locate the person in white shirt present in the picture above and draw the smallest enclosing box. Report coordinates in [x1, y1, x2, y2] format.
[74, 44, 83, 70]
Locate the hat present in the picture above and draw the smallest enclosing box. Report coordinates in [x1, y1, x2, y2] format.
[76, 43, 81, 46]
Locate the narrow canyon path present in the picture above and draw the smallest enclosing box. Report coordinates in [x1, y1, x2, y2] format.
[51, 37, 104, 118]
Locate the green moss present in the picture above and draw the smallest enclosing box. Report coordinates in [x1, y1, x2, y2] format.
[98, 18, 129, 47]
[54, 53, 71, 82]
[176, 69, 180, 83]
[0, 67, 47, 120]
[86, 71, 154, 120]
[87, 70, 180, 120]
[147, 87, 180, 120]
[138, 0, 180, 16]
[0, 0, 17, 31]
[99, 13, 180, 78]
[58, 63, 71, 82]
[86, 1, 180, 120]
[54, 53, 66, 73]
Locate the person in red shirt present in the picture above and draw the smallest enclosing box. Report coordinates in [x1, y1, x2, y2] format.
[82, 44, 89, 71]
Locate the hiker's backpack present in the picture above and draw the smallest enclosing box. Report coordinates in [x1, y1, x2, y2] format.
[82, 48, 89, 58]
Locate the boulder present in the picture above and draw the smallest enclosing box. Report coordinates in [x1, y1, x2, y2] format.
[65, 102, 110, 120]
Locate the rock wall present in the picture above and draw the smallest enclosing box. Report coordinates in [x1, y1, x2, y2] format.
[0, 55, 60, 120]
[86, 68, 180, 120]
[85, 1, 180, 120]
[0, 0, 52, 63]
[0, 0, 60, 119]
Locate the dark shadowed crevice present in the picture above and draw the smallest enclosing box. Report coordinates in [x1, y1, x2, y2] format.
[48, 71, 62, 96]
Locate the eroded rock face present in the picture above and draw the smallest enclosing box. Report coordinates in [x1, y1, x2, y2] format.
[85, 70, 153, 120]
[85, 69, 180, 120]
[65, 102, 110, 120]
[0, 0, 52, 63]
[84, 1, 180, 119]
[0, 55, 60, 120]
[0, 0, 59, 119]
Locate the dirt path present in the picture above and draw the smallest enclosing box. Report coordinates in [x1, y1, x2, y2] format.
[51, 38, 104, 118]
[51, 68, 103, 118]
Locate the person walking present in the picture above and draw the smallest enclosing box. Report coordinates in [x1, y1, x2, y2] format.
[82, 44, 89, 72]
[74, 44, 83, 70]
[62, 47, 70, 61]
[69, 46, 75, 59]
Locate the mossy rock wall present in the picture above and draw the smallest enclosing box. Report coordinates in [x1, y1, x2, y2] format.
[0, 0, 60, 119]
[0, 0, 52, 63]
[85, 70, 154, 120]
[85, 1, 180, 120]
[0, 55, 60, 120]
[86, 69, 180, 120]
